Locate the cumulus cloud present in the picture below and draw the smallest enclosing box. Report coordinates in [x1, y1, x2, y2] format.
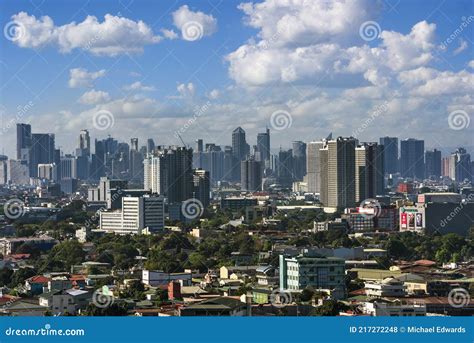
[207, 89, 220, 99]
[161, 28, 179, 40]
[453, 38, 468, 55]
[172, 5, 217, 41]
[78, 89, 111, 104]
[123, 81, 156, 92]
[10, 12, 161, 56]
[176, 82, 195, 97]
[227, 0, 437, 88]
[68, 68, 105, 88]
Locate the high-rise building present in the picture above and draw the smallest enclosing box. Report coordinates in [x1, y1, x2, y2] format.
[441, 156, 452, 178]
[425, 149, 441, 178]
[130, 138, 143, 182]
[355, 143, 384, 203]
[306, 141, 324, 194]
[256, 128, 271, 165]
[60, 155, 77, 180]
[193, 169, 210, 208]
[232, 127, 249, 181]
[143, 146, 194, 203]
[450, 148, 471, 182]
[146, 138, 155, 154]
[400, 138, 424, 180]
[223, 146, 236, 181]
[0, 156, 7, 185]
[241, 157, 262, 192]
[99, 195, 164, 234]
[38, 163, 57, 181]
[30, 133, 55, 177]
[78, 129, 91, 157]
[292, 141, 306, 181]
[196, 139, 203, 153]
[320, 137, 356, 209]
[16, 123, 31, 160]
[7, 159, 29, 185]
[277, 149, 294, 187]
[379, 137, 398, 174]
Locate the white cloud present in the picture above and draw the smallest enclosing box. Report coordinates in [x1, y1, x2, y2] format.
[208, 89, 220, 99]
[176, 82, 195, 97]
[78, 89, 111, 104]
[238, 0, 378, 48]
[161, 28, 178, 40]
[68, 68, 105, 88]
[172, 5, 217, 41]
[453, 38, 468, 55]
[227, 0, 437, 88]
[10, 12, 161, 56]
[469, 60, 474, 69]
[123, 81, 156, 92]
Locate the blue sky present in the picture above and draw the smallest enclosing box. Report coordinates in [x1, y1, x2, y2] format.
[0, 0, 473, 157]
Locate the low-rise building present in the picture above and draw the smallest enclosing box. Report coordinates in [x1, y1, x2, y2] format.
[365, 278, 406, 297]
[361, 300, 426, 316]
[142, 270, 192, 287]
[279, 250, 346, 298]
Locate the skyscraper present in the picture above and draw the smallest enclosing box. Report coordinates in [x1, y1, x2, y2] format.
[277, 149, 294, 187]
[400, 138, 425, 180]
[292, 141, 306, 181]
[143, 146, 194, 203]
[379, 137, 398, 174]
[78, 129, 91, 157]
[146, 138, 155, 154]
[241, 157, 262, 192]
[232, 127, 249, 181]
[232, 127, 249, 161]
[450, 148, 471, 182]
[257, 128, 271, 165]
[306, 141, 324, 194]
[130, 138, 143, 182]
[196, 139, 203, 153]
[193, 169, 210, 208]
[16, 123, 31, 160]
[30, 133, 55, 177]
[320, 137, 356, 209]
[355, 143, 384, 203]
[425, 149, 441, 178]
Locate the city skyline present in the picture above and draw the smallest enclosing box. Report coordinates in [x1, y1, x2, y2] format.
[1, 0, 473, 158]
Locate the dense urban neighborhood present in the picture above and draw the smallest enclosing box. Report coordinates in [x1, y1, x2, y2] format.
[0, 124, 472, 317]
